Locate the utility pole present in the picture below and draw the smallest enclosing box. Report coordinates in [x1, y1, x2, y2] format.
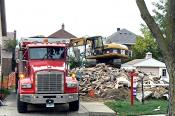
[0, 0, 7, 36]
[0, 0, 7, 106]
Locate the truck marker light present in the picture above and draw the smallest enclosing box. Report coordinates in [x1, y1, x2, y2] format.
[71, 73, 76, 80]
[43, 38, 48, 44]
[19, 73, 25, 79]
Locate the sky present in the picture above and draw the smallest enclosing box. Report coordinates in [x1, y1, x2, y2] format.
[5, 0, 157, 38]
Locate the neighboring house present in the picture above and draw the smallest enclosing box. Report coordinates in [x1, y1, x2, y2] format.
[2, 32, 16, 76]
[48, 24, 80, 59]
[121, 52, 169, 82]
[106, 28, 137, 50]
[48, 24, 77, 39]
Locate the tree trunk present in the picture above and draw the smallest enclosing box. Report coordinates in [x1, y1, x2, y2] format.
[164, 51, 175, 115]
[136, 0, 175, 115]
[167, 0, 175, 115]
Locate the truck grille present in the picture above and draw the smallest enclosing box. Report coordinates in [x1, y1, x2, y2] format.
[36, 71, 64, 93]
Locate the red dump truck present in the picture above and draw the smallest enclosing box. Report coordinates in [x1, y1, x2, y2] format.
[15, 37, 79, 113]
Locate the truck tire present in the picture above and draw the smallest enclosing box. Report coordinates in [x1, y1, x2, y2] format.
[69, 99, 79, 111]
[17, 93, 27, 113]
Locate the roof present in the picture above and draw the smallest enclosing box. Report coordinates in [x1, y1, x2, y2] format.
[134, 58, 166, 67]
[122, 58, 166, 68]
[106, 29, 137, 44]
[48, 24, 77, 38]
[122, 59, 146, 66]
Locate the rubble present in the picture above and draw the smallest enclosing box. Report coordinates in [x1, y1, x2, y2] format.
[136, 91, 153, 102]
[71, 63, 169, 101]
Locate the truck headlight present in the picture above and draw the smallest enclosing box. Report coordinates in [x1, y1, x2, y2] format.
[66, 82, 78, 88]
[19, 73, 25, 79]
[21, 83, 32, 89]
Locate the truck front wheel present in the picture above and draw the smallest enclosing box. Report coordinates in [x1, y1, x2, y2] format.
[17, 94, 27, 113]
[69, 99, 79, 111]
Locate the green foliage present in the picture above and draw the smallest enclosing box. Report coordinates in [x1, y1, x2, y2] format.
[152, 0, 168, 33]
[69, 55, 83, 69]
[132, 0, 167, 60]
[4, 39, 17, 51]
[0, 88, 10, 96]
[132, 25, 163, 60]
[105, 99, 168, 116]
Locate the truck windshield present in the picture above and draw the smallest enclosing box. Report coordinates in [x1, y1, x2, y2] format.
[29, 47, 65, 60]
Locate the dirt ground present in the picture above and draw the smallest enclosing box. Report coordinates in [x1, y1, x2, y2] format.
[80, 87, 130, 102]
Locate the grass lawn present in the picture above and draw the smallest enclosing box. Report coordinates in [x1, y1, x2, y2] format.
[105, 99, 168, 116]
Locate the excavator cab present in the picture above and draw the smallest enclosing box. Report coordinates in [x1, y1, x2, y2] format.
[85, 36, 104, 56]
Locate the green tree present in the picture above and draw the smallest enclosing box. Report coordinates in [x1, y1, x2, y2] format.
[69, 55, 81, 69]
[132, 0, 167, 60]
[136, 0, 175, 115]
[152, 0, 167, 33]
[132, 25, 162, 60]
[4, 39, 17, 51]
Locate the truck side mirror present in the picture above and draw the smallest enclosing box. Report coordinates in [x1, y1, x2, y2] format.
[16, 50, 23, 63]
[19, 50, 23, 60]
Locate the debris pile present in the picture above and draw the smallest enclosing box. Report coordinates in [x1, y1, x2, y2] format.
[71, 63, 169, 101]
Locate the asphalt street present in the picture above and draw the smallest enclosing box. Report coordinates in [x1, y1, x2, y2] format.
[0, 92, 88, 116]
[0, 92, 115, 116]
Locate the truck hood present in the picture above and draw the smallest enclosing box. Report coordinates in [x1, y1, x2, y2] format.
[28, 60, 65, 71]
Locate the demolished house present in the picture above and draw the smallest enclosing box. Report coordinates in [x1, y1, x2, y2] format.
[71, 62, 169, 101]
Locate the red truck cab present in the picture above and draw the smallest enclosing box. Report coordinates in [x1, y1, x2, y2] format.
[16, 38, 79, 113]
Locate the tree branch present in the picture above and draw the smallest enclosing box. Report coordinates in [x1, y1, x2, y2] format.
[136, 0, 167, 54]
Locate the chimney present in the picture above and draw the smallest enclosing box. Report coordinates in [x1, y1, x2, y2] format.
[117, 28, 120, 31]
[61, 23, 65, 30]
[145, 52, 152, 59]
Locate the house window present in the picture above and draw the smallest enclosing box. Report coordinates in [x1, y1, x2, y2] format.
[162, 69, 166, 76]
